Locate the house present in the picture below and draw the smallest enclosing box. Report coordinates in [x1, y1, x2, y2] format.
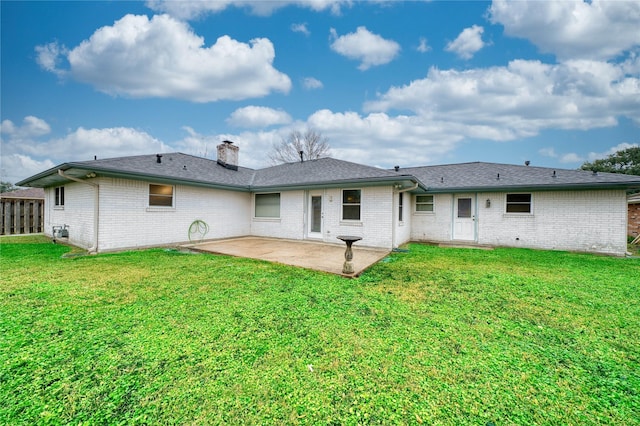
[1, 187, 45, 235]
[629, 193, 640, 239]
[16, 141, 640, 256]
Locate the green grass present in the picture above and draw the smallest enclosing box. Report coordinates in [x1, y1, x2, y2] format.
[1, 236, 639, 425]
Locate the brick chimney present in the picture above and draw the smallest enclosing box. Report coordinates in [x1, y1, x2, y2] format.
[217, 140, 239, 171]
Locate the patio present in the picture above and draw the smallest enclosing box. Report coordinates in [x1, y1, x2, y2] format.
[185, 236, 390, 277]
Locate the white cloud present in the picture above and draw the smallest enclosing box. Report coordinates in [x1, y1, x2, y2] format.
[417, 37, 431, 53]
[330, 26, 401, 70]
[587, 142, 639, 162]
[488, 0, 640, 60]
[146, 0, 350, 19]
[1, 116, 51, 139]
[365, 59, 640, 139]
[291, 23, 310, 36]
[2, 155, 55, 186]
[227, 106, 293, 128]
[35, 42, 68, 77]
[559, 152, 584, 164]
[539, 147, 557, 158]
[33, 127, 170, 162]
[306, 109, 463, 166]
[445, 25, 485, 60]
[36, 14, 291, 102]
[539, 142, 640, 165]
[1, 117, 173, 184]
[302, 77, 324, 90]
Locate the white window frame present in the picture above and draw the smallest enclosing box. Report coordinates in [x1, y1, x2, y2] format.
[415, 195, 434, 213]
[398, 192, 404, 222]
[54, 186, 65, 207]
[505, 193, 532, 214]
[148, 184, 174, 208]
[342, 189, 361, 221]
[254, 193, 281, 219]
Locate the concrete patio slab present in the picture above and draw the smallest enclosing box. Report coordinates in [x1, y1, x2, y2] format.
[185, 237, 390, 277]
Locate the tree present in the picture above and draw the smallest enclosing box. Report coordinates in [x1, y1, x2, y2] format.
[580, 146, 640, 176]
[269, 129, 331, 165]
[0, 181, 16, 193]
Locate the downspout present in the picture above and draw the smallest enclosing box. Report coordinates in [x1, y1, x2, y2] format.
[392, 182, 420, 248]
[58, 170, 99, 253]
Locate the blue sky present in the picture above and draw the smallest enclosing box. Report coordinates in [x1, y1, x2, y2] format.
[2, 0, 639, 184]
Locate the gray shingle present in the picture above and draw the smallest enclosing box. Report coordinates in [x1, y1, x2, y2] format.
[252, 157, 403, 188]
[400, 162, 640, 192]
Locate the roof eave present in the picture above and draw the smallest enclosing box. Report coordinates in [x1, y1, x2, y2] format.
[419, 182, 640, 193]
[250, 175, 424, 192]
[17, 164, 251, 192]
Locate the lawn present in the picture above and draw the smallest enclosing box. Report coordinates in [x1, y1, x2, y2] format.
[1, 236, 639, 425]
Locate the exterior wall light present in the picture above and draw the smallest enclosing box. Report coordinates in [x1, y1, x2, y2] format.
[486, 199, 491, 208]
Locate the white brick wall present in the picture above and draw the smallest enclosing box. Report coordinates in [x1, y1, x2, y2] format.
[48, 177, 628, 256]
[411, 194, 453, 242]
[97, 178, 251, 251]
[45, 181, 96, 249]
[250, 190, 305, 240]
[411, 190, 629, 255]
[320, 186, 394, 249]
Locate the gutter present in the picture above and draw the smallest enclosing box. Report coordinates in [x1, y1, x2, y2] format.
[58, 170, 99, 254]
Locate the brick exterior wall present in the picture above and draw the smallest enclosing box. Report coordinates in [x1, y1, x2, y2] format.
[48, 177, 251, 252]
[45, 181, 96, 249]
[629, 202, 640, 238]
[47, 176, 631, 256]
[412, 189, 629, 256]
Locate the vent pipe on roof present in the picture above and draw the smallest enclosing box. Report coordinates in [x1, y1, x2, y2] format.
[299, 150, 304, 163]
[156, 154, 162, 164]
[394, 165, 400, 172]
[525, 160, 530, 166]
[552, 170, 557, 178]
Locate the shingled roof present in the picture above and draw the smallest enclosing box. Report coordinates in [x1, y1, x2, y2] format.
[16, 153, 420, 190]
[17, 155, 640, 192]
[401, 162, 640, 192]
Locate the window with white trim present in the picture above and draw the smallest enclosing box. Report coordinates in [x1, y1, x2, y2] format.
[342, 189, 361, 221]
[149, 184, 174, 207]
[255, 193, 280, 218]
[506, 193, 532, 213]
[415, 195, 434, 212]
[55, 186, 65, 207]
[398, 192, 404, 222]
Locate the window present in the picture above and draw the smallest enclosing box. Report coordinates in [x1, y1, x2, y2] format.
[506, 193, 532, 213]
[457, 198, 472, 218]
[54, 186, 65, 207]
[398, 192, 404, 222]
[149, 184, 174, 207]
[255, 193, 280, 218]
[342, 189, 361, 220]
[415, 195, 434, 212]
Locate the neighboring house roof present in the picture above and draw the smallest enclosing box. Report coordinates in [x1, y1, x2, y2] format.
[0, 188, 45, 199]
[401, 162, 640, 193]
[15, 154, 640, 193]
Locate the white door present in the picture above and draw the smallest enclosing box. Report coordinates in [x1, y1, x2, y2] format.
[453, 195, 475, 241]
[308, 192, 323, 239]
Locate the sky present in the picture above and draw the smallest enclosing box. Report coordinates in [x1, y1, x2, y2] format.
[1, 0, 639, 185]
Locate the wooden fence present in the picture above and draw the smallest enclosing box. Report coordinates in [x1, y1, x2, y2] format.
[1, 199, 44, 235]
